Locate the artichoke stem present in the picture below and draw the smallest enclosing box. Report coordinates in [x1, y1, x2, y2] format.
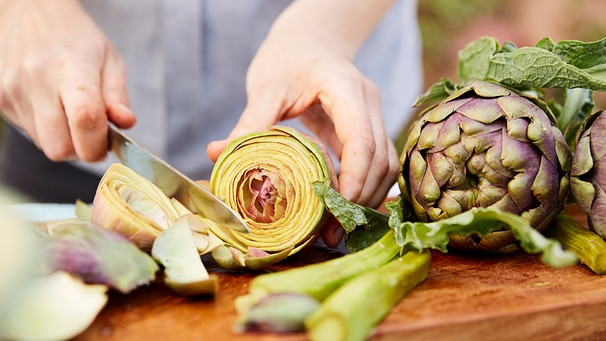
[246, 231, 401, 303]
[304, 251, 431, 341]
[550, 212, 606, 275]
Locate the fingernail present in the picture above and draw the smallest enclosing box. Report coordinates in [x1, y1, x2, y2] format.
[116, 103, 133, 115]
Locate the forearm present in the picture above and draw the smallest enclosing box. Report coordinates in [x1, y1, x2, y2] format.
[269, 0, 396, 60]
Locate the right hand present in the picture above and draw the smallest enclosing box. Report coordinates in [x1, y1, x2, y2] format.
[0, 0, 135, 162]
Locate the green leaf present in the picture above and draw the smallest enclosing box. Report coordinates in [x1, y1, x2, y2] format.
[457, 36, 606, 91]
[558, 88, 595, 150]
[387, 205, 578, 268]
[312, 180, 370, 233]
[413, 78, 460, 108]
[312, 180, 392, 252]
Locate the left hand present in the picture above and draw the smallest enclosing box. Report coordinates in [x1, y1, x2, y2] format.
[207, 0, 400, 246]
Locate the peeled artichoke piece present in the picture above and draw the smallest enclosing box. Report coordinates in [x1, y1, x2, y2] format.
[152, 215, 218, 296]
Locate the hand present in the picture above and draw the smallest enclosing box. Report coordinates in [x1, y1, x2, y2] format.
[207, 0, 400, 246]
[0, 0, 135, 162]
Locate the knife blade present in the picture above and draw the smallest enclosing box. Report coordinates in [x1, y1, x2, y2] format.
[107, 124, 248, 232]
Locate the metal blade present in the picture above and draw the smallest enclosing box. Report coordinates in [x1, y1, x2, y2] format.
[107, 124, 248, 232]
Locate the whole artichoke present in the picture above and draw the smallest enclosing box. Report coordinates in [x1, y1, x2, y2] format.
[570, 110, 606, 239]
[399, 81, 572, 252]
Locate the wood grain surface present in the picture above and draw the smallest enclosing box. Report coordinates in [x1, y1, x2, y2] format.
[75, 206, 606, 341]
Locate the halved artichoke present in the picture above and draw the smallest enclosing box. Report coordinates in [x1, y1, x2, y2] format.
[91, 163, 186, 251]
[209, 126, 337, 263]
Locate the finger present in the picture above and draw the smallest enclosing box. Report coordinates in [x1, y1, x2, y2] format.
[356, 82, 396, 208]
[320, 216, 345, 248]
[299, 103, 343, 158]
[102, 48, 135, 128]
[366, 140, 400, 208]
[30, 83, 76, 161]
[325, 82, 375, 204]
[0, 67, 42, 148]
[59, 65, 108, 162]
[207, 90, 284, 162]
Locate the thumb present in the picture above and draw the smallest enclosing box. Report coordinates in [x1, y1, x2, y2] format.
[207, 97, 281, 162]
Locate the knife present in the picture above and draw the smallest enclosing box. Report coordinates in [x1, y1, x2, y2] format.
[107, 124, 248, 232]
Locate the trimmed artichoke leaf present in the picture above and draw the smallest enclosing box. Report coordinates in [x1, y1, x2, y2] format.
[313, 180, 405, 252]
[386, 203, 577, 268]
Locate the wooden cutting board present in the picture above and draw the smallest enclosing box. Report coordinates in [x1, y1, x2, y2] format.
[75, 206, 606, 341]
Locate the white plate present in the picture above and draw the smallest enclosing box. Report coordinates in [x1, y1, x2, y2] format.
[4, 203, 82, 222]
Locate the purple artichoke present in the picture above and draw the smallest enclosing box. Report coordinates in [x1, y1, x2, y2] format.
[399, 81, 572, 252]
[570, 110, 606, 239]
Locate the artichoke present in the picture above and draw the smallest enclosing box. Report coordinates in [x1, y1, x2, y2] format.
[91, 163, 187, 251]
[399, 81, 572, 252]
[570, 110, 606, 239]
[210, 126, 337, 261]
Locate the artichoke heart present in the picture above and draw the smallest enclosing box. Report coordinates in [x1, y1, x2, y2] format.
[210, 126, 337, 262]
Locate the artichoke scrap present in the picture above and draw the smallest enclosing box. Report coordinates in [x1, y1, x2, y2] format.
[571, 110, 606, 239]
[400, 81, 572, 252]
[210, 126, 337, 269]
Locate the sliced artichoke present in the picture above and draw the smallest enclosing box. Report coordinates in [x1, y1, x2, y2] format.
[210, 126, 337, 266]
[91, 163, 185, 251]
[400, 81, 572, 251]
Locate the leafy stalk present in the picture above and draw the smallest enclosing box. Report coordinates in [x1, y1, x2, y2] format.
[386, 202, 577, 268]
[315, 180, 577, 268]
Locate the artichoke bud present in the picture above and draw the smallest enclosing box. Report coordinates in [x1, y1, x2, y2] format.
[570, 110, 606, 239]
[399, 81, 572, 251]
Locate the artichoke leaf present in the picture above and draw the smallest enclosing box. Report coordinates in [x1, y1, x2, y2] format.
[0, 271, 108, 341]
[45, 219, 159, 293]
[387, 202, 577, 268]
